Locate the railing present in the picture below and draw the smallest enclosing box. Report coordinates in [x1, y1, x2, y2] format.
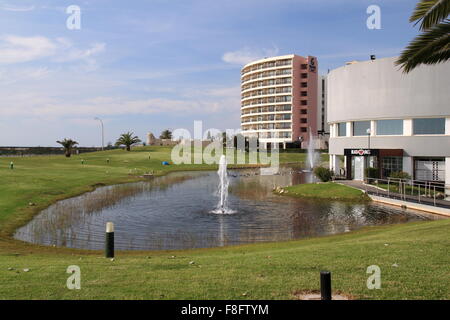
[364, 177, 449, 208]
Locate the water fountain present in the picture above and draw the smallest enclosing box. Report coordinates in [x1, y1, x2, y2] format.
[304, 130, 318, 172]
[211, 155, 235, 214]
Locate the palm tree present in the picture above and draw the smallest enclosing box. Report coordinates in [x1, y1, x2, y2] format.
[115, 132, 141, 151]
[396, 0, 450, 73]
[159, 129, 172, 140]
[56, 138, 79, 158]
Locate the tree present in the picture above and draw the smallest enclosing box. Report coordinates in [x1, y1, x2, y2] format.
[396, 0, 450, 73]
[56, 138, 79, 158]
[160, 129, 172, 140]
[115, 132, 141, 151]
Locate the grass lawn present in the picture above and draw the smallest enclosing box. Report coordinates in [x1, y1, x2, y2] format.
[0, 220, 449, 299]
[0, 147, 448, 300]
[280, 182, 370, 202]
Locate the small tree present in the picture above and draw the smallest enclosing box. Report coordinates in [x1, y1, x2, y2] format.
[314, 166, 333, 182]
[115, 132, 141, 151]
[56, 138, 79, 158]
[160, 129, 172, 140]
[390, 171, 411, 180]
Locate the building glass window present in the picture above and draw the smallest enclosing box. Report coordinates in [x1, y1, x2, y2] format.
[301, 127, 307, 132]
[301, 109, 307, 114]
[415, 158, 445, 181]
[337, 122, 346, 136]
[413, 118, 445, 135]
[376, 119, 403, 135]
[353, 121, 371, 136]
[382, 157, 403, 177]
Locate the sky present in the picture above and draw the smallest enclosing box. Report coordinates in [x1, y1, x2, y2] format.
[0, 0, 420, 147]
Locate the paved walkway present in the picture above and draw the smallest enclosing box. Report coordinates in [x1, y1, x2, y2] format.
[337, 180, 450, 210]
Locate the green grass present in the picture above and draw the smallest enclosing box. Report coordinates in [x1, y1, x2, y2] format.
[280, 182, 370, 201]
[0, 220, 449, 299]
[0, 147, 448, 300]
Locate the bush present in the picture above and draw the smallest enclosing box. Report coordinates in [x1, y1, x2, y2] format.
[390, 171, 411, 180]
[365, 167, 379, 179]
[314, 166, 333, 182]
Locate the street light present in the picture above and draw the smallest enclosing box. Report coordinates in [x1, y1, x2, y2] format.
[366, 128, 371, 149]
[94, 117, 104, 151]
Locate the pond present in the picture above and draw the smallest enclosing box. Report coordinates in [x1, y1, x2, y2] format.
[14, 167, 436, 250]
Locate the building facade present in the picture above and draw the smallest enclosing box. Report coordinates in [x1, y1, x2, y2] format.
[327, 57, 450, 198]
[240, 54, 319, 148]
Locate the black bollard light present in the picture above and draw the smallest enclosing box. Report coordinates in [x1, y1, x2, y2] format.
[320, 271, 332, 300]
[105, 222, 114, 258]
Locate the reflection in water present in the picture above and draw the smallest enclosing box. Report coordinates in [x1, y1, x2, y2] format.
[14, 168, 437, 250]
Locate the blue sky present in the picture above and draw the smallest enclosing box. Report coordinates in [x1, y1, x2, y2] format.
[0, 0, 419, 146]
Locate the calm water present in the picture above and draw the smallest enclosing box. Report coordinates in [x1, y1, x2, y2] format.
[14, 167, 434, 250]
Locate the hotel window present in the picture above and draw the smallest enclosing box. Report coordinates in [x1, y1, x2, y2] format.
[413, 118, 445, 135]
[300, 118, 307, 123]
[301, 91, 307, 97]
[301, 73, 308, 79]
[301, 127, 308, 132]
[377, 119, 403, 135]
[353, 121, 371, 136]
[337, 123, 347, 136]
[301, 100, 307, 105]
[301, 64, 307, 70]
[300, 109, 307, 114]
[301, 82, 307, 88]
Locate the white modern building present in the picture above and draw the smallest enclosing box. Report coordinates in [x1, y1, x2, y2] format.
[327, 56, 450, 199]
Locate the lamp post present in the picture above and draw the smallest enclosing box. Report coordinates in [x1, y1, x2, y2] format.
[366, 128, 372, 181]
[94, 117, 104, 151]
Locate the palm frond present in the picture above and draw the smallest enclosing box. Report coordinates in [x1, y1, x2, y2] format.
[396, 21, 450, 72]
[410, 0, 450, 30]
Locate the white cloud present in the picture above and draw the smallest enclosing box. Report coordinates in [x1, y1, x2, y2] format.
[0, 35, 106, 68]
[0, 4, 35, 12]
[222, 46, 280, 65]
[0, 84, 241, 118]
[0, 35, 57, 64]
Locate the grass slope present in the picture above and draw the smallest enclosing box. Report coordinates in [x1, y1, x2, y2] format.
[0, 220, 449, 299]
[281, 182, 370, 201]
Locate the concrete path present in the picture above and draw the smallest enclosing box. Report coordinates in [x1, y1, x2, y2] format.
[337, 180, 450, 216]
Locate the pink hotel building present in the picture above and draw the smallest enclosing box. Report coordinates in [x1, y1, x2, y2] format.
[241, 54, 320, 149]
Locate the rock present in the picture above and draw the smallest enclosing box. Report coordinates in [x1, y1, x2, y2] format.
[384, 244, 389, 246]
[28, 202, 36, 206]
[23, 268, 30, 272]
[189, 261, 195, 265]
[110, 258, 115, 262]
[7, 267, 14, 271]
[392, 263, 398, 267]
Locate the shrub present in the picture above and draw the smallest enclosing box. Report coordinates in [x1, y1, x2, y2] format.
[314, 166, 333, 182]
[390, 171, 411, 180]
[365, 167, 379, 179]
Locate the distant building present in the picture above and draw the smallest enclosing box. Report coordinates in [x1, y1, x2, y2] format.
[146, 132, 178, 147]
[240, 54, 321, 149]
